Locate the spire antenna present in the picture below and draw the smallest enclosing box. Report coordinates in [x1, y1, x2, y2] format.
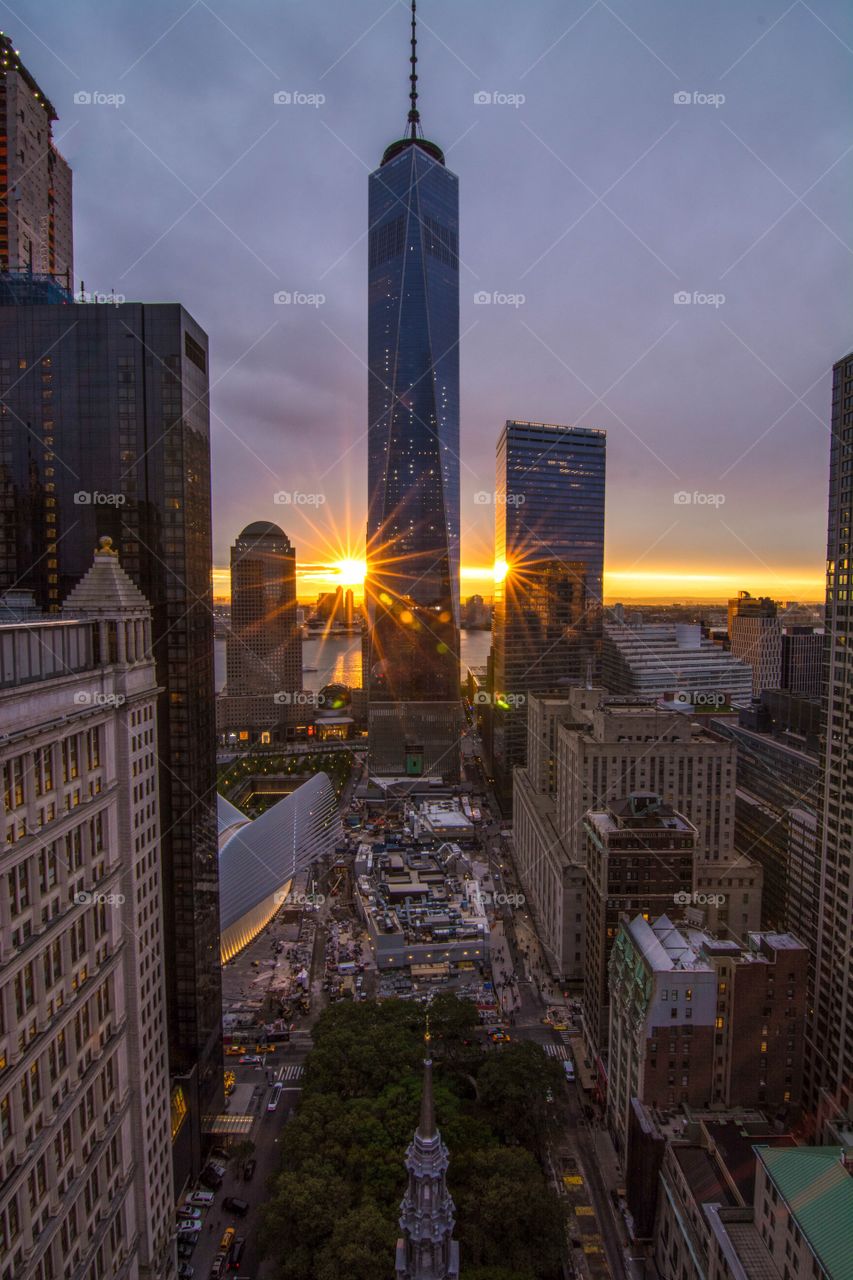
[408, 0, 420, 139]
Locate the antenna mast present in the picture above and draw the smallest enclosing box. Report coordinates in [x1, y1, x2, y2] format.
[408, 0, 420, 138]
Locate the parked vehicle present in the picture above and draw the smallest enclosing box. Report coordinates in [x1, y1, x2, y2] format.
[176, 1206, 203, 1221]
[177, 1265, 194, 1279]
[187, 1189, 215, 1207]
[243, 1159, 256, 1181]
[222, 1196, 250, 1217]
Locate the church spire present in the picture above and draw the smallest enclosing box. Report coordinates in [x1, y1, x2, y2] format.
[408, 0, 420, 139]
[417, 1023, 437, 1139]
[395, 1025, 460, 1280]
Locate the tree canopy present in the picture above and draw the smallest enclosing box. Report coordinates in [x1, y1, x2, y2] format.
[260, 998, 566, 1279]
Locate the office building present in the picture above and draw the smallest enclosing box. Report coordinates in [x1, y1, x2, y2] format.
[488, 420, 606, 810]
[728, 593, 782, 696]
[710, 714, 821, 944]
[781, 626, 823, 698]
[583, 794, 697, 1057]
[0, 542, 174, 1277]
[514, 688, 763, 982]
[602, 621, 753, 705]
[0, 35, 72, 282]
[217, 522, 302, 742]
[0, 301, 221, 1187]
[364, 3, 461, 778]
[811, 348, 853, 1135]
[607, 916, 808, 1157]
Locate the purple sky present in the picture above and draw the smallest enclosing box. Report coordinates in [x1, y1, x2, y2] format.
[17, 0, 853, 599]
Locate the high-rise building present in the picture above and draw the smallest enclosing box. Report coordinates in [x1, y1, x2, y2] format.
[217, 522, 302, 742]
[601, 621, 753, 705]
[395, 1029, 460, 1280]
[583, 794, 697, 1058]
[607, 916, 808, 1158]
[780, 626, 823, 697]
[0, 35, 72, 282]
[710, 712, 821, 946]
[728, 592, 782, 696]
[0, 542, 175, 1276]
[513, 689, 763, 982]
[0, 300, 221, 1187]
[365, 2, 461, 779]
[488, 420, 606, 810]
[810, 348, 853, 1135]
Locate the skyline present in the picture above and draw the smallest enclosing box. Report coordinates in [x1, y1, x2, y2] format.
[15, 0, 852, 604]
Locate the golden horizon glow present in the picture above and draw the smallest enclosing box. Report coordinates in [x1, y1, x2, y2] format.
[211, 562, 824, 604]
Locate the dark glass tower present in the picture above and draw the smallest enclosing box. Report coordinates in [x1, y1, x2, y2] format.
[808, 348, 853, 1136]
[487, 420, 606, 811]
[365, 1, 461, 778]
[0, 301, 222, 1188]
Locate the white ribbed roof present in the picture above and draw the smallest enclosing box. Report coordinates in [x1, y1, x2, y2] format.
[218, 772, 343, 933]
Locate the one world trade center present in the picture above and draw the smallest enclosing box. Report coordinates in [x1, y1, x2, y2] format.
[365, 1, 462, 778]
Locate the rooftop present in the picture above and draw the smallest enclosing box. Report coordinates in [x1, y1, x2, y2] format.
[674, 1145, 737, 1208]
[756, 1146, 853, 1280]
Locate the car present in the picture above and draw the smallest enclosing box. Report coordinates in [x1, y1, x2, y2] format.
[177, 1265, 194, 1279]
[239, 1054, 262, 1065]
[231, 1237, 246, 1269]
[243, 1159, 256, 1181]
[199, 1165, 223, 1191]
[490, 1031, 510, 1044]
[222, 1195, 250, 1217]
[563, 1060, 576, 1081]
[209, 1258, 225, 1280]
[177, 1223, 202, 1239]
[177, 1241, 196, 1259]
[545, 1088, 555, 1104]
[176, 1206, 203, 1221]
[187, 1189, 215, 1207]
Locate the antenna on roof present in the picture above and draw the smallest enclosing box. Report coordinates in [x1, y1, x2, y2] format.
[408, 0, 420, 139]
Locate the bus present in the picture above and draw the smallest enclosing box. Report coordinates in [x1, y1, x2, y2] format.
[267, 1081, 284, 1112]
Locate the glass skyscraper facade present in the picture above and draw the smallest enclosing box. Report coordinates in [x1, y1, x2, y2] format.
[809, 348, 853, 1132]
[0, 301, 222, 1187]
[488, 421, 606, 810]
[364, 77, 461, 776]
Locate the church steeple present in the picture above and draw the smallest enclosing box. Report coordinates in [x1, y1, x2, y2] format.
[395, 1028, 460, 1280]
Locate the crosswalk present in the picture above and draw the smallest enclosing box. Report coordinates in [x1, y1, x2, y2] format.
[280, 1064, 304, 1081]
[544, 1043, 568, 1060]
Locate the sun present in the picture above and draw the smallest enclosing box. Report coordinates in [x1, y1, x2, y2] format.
[334, 558, 367, 587]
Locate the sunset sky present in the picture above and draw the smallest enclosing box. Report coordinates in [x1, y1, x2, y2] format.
[25, 0, 851, 605]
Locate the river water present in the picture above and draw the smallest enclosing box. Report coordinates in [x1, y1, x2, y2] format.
[214, 629, 491, 693]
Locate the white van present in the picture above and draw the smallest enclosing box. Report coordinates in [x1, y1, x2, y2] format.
[563, 1059, 576, 1082]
